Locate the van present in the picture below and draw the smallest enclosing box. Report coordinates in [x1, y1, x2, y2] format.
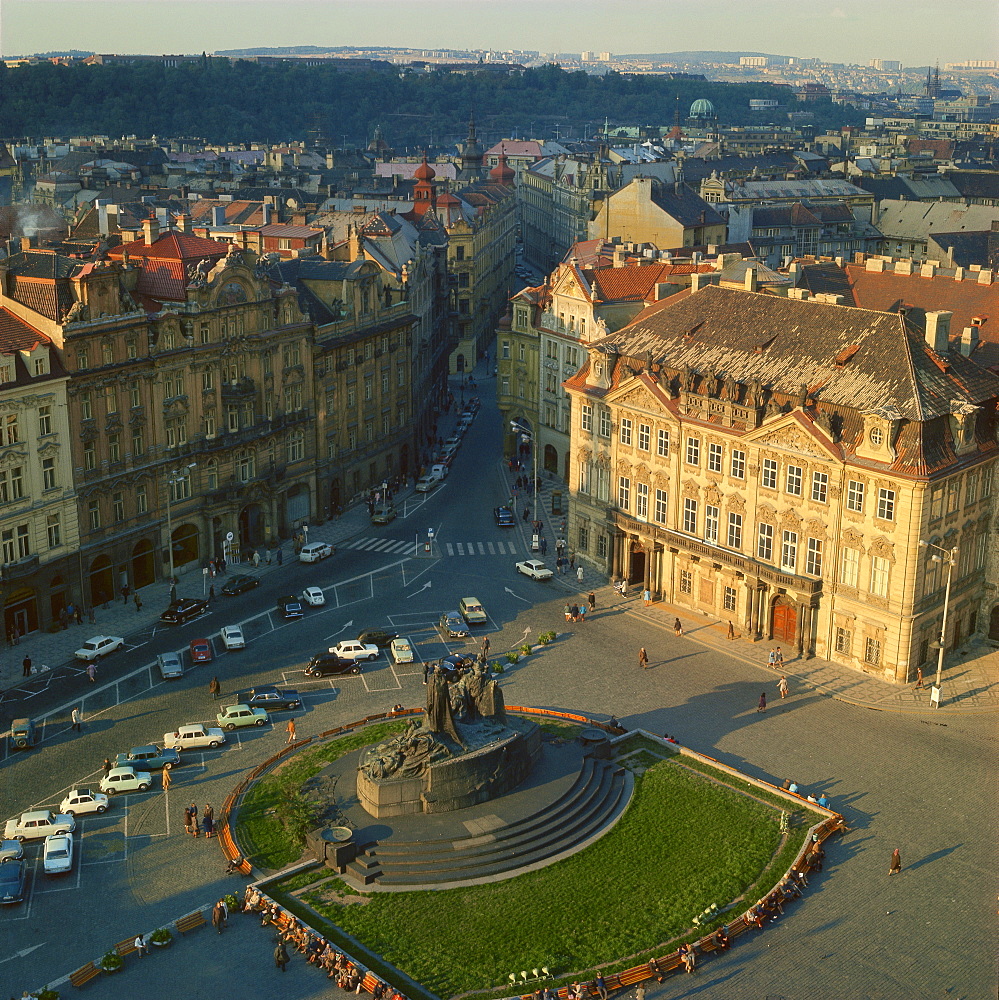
[299, 542, 333, 563]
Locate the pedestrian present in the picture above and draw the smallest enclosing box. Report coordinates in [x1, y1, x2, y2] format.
[888, 848, 902, 876]
[121, 584, 130, 605]
[75, 607, 84, 625]
[768, 648, 777, 667]
[577, 605, 586, 622]
[576, 565, 584, 584]
[914, 666, 923, 690]
[162, 766, 172, 793]
[276, 548, 283, 566]
[253, 550, 261, 568]
[209, 676, 221, 699]
[133, 592, 142, 613]
[183, 806, 193, 835]
[774, 646, 784, 667]
[87, 661, 97, 683]
[778, 675, 789, 699]
[594, 974, 607, 1000]
[564, 603, 573, 623]
[643, 588, 652, 607]
[22, 655, 31, 677]
[274, 941, 290, 972]
[569, 552, 575, 569]
[209, 583, 215, 602]
[639, 647, 649, 670]
[423, 660, 433, 685]
[266, 548, 273, 565]
[204, 803, 214, 839]
[103, 757, 113, 775]
[540, 536, 547, 555]
[212, 900, 225, 934]
[758, 691, 767, 713]
[727, 620, 735, 639]
[70, 706, 82, 731]
[673, 617, 683, 637]
[481, 636, 490, 656]
[189, 802, 199, 836]
[587, 591, 596, 613]
[134, 933, 148, 957]
[286, 718, 297, 743]
[618, 580, 627, 597]
[219, 895, 229, 927]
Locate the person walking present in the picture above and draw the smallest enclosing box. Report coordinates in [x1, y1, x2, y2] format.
[274, 941, 290, 972]
[276, 548, 283, 566]
[209, 676, 221, 699]
[22, 655, 32, 677]
[576, 565, 584, 584]
[727, 620, 735, 639]
[286, 718, 297, 743]
[71, 707, 82, 732]
[212, 900, 225, 934]
[121, 584, 130, 605]
[183, 806, 193, 836]
[778, 675, 789, 699]
[587, 592, 596, 613]
[161, 766, 172, 793]
[774, 646, 784, 667]
[758, 692, 767, 713]
[102, 757, 113, 775]
[888, 848, 902, 876]
[638, 647, 649, 670]
[914, 666, 924, 690]
[643, 588, 652, 607]
[86, 661, 97, 683]
[673, 617, 683, 637]
[133, 592, 142, 613]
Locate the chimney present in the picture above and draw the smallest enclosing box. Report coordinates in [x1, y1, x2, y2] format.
[920, 262, 936, 278]
[176, 212, 191, 233]
[96, 199, 110, 236]
[613, 247, 626, 267]
[959, 326, 980, 356]
[977, 269, 993, 285]
[954, 267, 964, 281]
[866, 257, 885, 272]
[787, 287, 810, 300]
[894, 259, 913, 275]
[744, 266, 758, 292]
[261, 203, 272, 225]
[142, 214, 159, 245]
[211, 205, 226, 227]
[691, 272, 707, 292]
[707, 244, 718, 255]
[924, 310, 951, 353]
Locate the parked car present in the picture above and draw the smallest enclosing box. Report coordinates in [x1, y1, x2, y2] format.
[42, 833, 74, 876]
[4, 810, 76, 841]
[189, 638, 213, 662]
[0, 839, 24, 864]
[437, 653, 473, 682]
[301, 587, 326, 607]
[156, 651, 184, 680]
[235, 686, 302, 711]
[221, 575, 259, 596]
[10, 718, 37, 750]
[216, 704, 268, 731]
[415, 473, 443, 493]
[516, 559, 554, 581]
[299, 542, 334, 563]
[458, 597, 488, 626]
[163, 724, 226, 751]
[444, 434, 462, 449]
[115, 745, 181, 771]
[277, 595, 304, 620]
[390, 637, 415, 664]
[493, 506, 516, 528]
[59, 789, 109, 816]
[438, 611, 468, 639]
[219, 625, 245, 650]
[74, 635, 124, 660]
[159, 597, 208, 625]
[357, 628, 398, 648]
[100, 766, 152, 795]
[0, 860, 26, 904]
[304, 653, 361, 677]
[371, 502, 397, 524]
[328, 640, 379, 662]
[429, 463, 450, 480]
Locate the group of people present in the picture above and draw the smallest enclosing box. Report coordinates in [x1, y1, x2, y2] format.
[182, 801, 215, 838]
[780, 779, 832, 809]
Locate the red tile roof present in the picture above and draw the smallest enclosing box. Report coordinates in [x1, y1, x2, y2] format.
[108, 232, 228, 303]
[0, 309, 50, 352]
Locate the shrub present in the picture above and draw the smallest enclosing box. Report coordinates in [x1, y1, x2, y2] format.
[223, 891, 240, 911]
[505, 652, 519, 664]
[491, 662, 504, 673]
[149, 927, 173, 944]
[37, 990, 60, 1000]
[520, 643, 532, 655]
[100, 950, 123, 972]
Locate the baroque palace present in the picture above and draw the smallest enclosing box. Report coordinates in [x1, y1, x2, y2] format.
[563, 283, 999, 683]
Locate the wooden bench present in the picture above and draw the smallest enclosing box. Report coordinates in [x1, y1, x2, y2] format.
[176, 909, 206, 934]
[69, 962, 101, 988]
[114, 936, 138, 958]
[361, 972, 383, 994]
[616, 966, 653, 988]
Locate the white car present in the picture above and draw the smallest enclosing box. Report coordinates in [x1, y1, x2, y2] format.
[329, 639, 379, 662]
[390, 637, 415, 664]
[74, 635, 124, 660]
[99, 766, 152, 795]
[301, 587, 326, 607]
[163, 724, 226, 751]
[220, 625, 245, 650]
[299, 542, 333, 563]
[516, 559, 554, 581]
[42, 833, 74, 876]
[0, 839, 24, 864]
[415, 473, 443, 493]
[59, 789, 110, 816]
[4, 810, 76, 841]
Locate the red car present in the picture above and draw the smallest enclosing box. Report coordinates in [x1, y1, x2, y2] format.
[189, 638, 213, 663]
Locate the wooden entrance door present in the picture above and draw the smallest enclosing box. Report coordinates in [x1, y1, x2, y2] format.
[771, 596, 797, 644]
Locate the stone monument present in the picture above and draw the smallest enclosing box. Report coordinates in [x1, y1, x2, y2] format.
[356, 662, 540, 817]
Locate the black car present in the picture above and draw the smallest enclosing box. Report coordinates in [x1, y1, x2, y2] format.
[159, 597, 209, 625]
[235, 685, 302, 710]
[437, 653, 473, 682]
[357, 628, 398, 648]
[493, 505, 516, 528]
[438, 611, 468, 639]
[277, 595, 304, 620]
[305, 653, 361, 677]
[221, 575, 259, 596]
[0, 859, 27, 905]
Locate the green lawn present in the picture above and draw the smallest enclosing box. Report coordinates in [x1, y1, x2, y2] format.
[289, 759, 803, 998]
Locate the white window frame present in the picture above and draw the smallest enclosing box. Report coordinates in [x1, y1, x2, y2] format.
[762, 458, 778, 490]
[704, 504, 719, 543]
[654, 489, 668, 525]
[811, 471, 828, 503]
[757, 522, 774, 561]
[618, 476, 631, 511]
[685, 437, 700, 466]
[805, 537, 823, 576]
[786, 465, 803, 496]
[656, 429, 669, 457]
[727, 512, 743, 550]
[637, 423, 650, 451]
[730, 449, 745, 479]
[636, 482, 649, 519]
[619, 418, 632, 446]
[580, 404, 592, 432]
[780, 530, 798, 572]
[683, 497, 698, 534]
[877, 488, 896, 522]
[846, 479, 864, 512]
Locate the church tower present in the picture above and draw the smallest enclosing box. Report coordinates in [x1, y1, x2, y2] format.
[457, 114, 485, 182]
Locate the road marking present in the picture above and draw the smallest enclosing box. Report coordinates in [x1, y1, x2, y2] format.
[446, 543, 454, 555]
[457, 543, 465, 555]
[477, 542, 486, 554]
[0, 943, 46, 965]
[487, 542, 496, 554]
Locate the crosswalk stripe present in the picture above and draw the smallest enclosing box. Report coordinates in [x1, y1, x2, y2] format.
[457, 543, 465, 555]
[446, 543, 454, 556]
[477, 542, 485, 554]
[487, 542, 496, 555]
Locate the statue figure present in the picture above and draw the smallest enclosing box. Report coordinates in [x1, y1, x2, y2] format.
[425, 669, 461, 744]
[65, 299, 89, 324]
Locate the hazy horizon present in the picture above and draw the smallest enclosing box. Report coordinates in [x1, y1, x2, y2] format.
[2, 0, 997, 66]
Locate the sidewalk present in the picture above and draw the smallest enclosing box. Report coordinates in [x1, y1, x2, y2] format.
[495, 458, 999, 717]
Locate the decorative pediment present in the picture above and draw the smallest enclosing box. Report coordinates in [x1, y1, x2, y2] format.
[869, 536, 895, 561]
[37, 439, 61, 457]
[842, 527, 864, 547]
[806, 518, 827, 539]
[728, 494, 746, 513]
[0, 446, 28, 468]
[606, 377, 669, 415]
[682, 478, 699, 498]
[576, 447, 592, 463]
[780, 508, 802, 530]
[705, 484, 723, 505]
[743, 413, 839, 461]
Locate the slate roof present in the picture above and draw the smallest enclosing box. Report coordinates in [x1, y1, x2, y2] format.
[679, 151, 801, 183]
[3, 250, 78, 320]
[649, 183, 725, 229]
[724, 178, 870, 202]
[574, 284, 999, 423]
[876, 200, 999, 241]
[926, 231, 992, 268]
[945, 171, 999, 201]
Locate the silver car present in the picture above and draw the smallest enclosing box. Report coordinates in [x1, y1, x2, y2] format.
[156, 651, 183, 680]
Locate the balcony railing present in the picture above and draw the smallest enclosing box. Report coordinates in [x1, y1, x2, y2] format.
[221, 377, 256, 401]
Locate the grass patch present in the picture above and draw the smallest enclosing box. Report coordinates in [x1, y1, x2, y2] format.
[537, 719, 585, 740]
[618, 749, 663, 772]
[614, 732, 677, 758]
[289, 758, 802, 998]
[236, 720, 406, 870]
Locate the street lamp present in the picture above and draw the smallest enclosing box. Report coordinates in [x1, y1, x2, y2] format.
[510, 419, 538, 527]
[165, 463, 197, 591]
[918, 539, 958, 691]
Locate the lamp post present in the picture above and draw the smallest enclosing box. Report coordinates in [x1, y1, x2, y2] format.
[165, 463, 197, 591]
[510, 419, 538, 526]
[918, 539, 958, 691]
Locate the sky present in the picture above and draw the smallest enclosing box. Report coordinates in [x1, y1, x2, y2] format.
[1, 0, 997, 65]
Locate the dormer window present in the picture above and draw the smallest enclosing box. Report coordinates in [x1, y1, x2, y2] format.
[869, 426, 883, 447]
